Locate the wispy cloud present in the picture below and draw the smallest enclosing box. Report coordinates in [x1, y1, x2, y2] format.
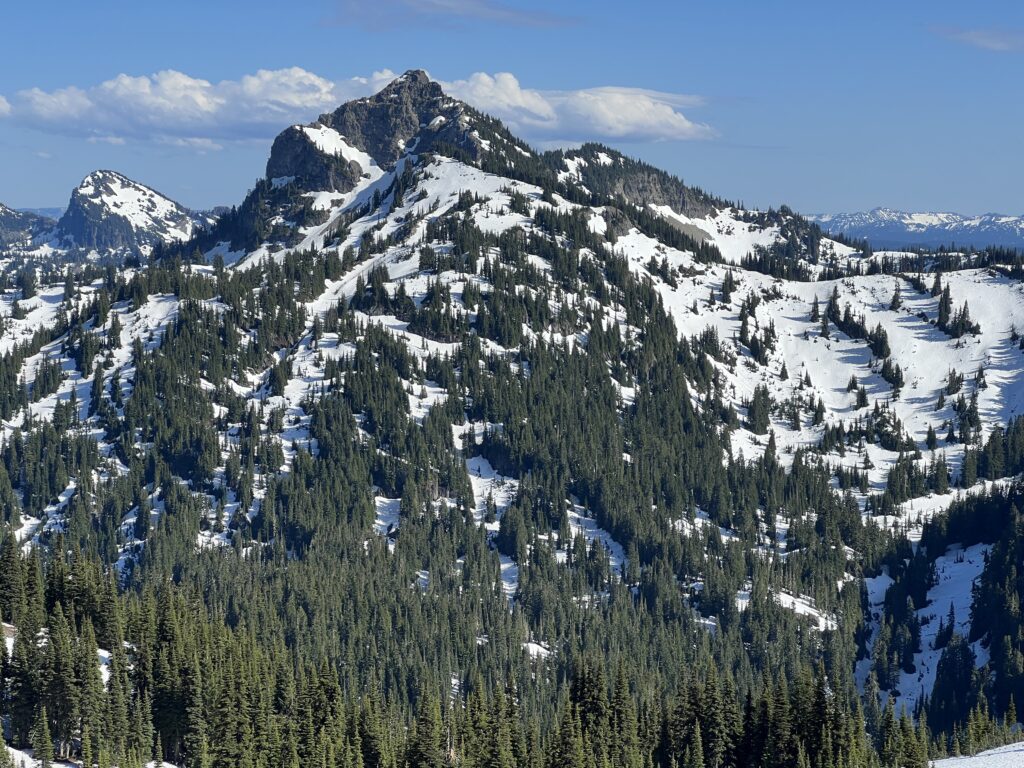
[0, 67, 712, 148]
[158, 137, 223, 152]
[87, 136, 127, 146]
[327, 0, 575, 30]
[936, 26, 1024, 52]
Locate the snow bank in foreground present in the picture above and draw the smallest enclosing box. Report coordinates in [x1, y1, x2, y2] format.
[3, 744, 181, 768]
[932, 741, 1024, 767]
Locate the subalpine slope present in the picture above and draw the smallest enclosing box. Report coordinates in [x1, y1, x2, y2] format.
[1, 70, 1022, 768]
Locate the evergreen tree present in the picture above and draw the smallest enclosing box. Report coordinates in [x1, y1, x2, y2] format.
[32, 706, 54, 768]
[889, 281, 902, 311]
[408, 692, 445, 768]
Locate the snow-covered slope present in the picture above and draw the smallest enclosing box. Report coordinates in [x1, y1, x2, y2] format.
[5, 69, 1024, 725]
[3, 742, 179, 768]
[622, 246, 1024, 493]
[187, 70, 1024, 556]
[811, 207, 1024, 250]
[55, 170, 213, 253]
[933, 742, 1024, 767]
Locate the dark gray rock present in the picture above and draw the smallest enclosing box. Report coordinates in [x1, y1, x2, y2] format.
[553, 143, 725, 219]
[264, 70, 484, 193]
[266, 126, 367, 193]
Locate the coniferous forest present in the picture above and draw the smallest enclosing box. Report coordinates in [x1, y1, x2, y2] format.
[0, 71, 1022, 768]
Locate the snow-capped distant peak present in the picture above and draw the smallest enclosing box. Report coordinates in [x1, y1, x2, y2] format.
[809, 207, 1024, 249]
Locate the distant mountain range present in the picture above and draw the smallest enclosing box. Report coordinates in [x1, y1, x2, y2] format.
[16, 207, 64, 220]
[809, 207, 1024, 250]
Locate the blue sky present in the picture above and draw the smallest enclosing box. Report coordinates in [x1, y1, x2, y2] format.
[1, 0, 1021, 215]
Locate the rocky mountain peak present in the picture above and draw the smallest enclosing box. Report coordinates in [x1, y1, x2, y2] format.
[264, 70, 483, 194]
[56, 170, 210, 253]
[371, 68, 440, 101]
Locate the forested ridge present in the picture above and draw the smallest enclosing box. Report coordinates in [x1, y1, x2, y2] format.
[0, 71, 1022, 768]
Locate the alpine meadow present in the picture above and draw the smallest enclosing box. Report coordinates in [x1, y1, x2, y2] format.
[1, 6, 1024, 767]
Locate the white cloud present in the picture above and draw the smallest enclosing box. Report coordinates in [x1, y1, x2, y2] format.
[88, 136, 127, 146]
[444, 72, 556, 126]
[158, 137, 222, 151]
[443, 73, 712, 142]
[937, 26, 1024, 52]
[334, 69, 401, 101]
[7, 67, 362, 145]
[1, 67, 712, 149]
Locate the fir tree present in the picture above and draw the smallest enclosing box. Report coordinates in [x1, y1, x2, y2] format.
[32, 707, 53, 768]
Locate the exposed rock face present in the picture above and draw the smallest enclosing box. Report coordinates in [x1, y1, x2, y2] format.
[556, 143, 724, 219]
[58, 190, 139, 252]
[322, 70, 448, 168]
[56, 170, 211, 252]
[265, 70, 483, 193]
[605, 166, 720, 219]
[201, 70, 738, 260]
[265, 127, 368, 193]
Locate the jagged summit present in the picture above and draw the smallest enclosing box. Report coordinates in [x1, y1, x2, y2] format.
[188, 70, 849, 269]
[383, 68, 432, 87]
[322, 68, 452, 167]
[356, 68, 438, 105]
[265, 69, 487, 193]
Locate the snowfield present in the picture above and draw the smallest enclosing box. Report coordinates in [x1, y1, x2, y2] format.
[615, 219, 1024, 516]
[857, 543, 993, 716]
[301, 124, 384, 176]
[932, 742, 1024, 767]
